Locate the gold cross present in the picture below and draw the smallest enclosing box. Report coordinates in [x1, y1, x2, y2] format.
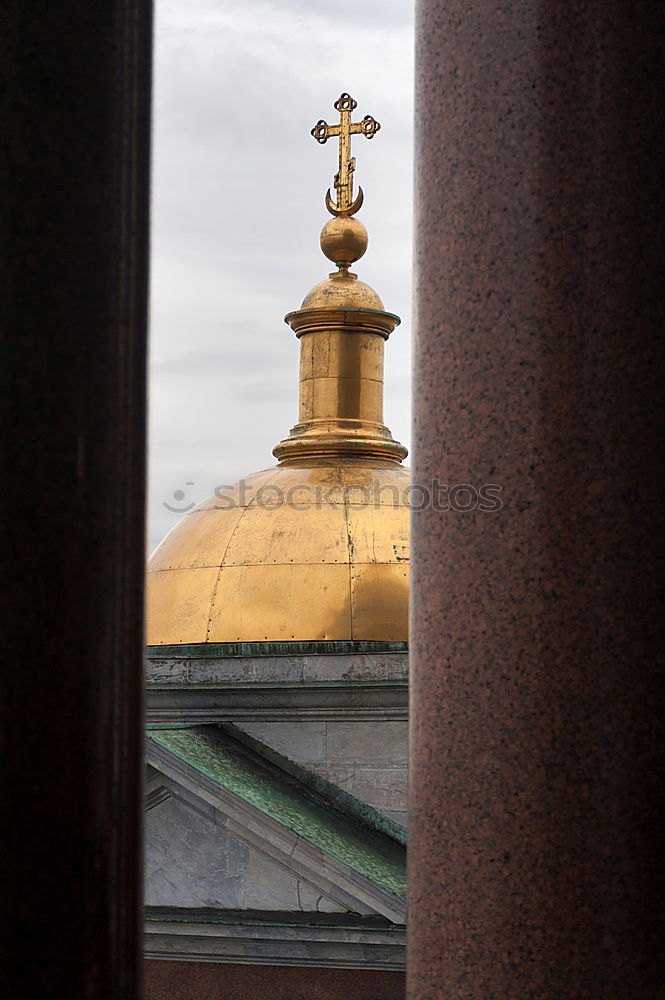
[311, 93, 380, 217]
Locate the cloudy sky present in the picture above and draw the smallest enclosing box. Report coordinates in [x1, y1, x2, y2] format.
[148, 0, 414, 551]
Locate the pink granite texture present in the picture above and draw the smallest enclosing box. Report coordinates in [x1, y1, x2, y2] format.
[408, 2, 664, 998]
[145, 961, 405, 999]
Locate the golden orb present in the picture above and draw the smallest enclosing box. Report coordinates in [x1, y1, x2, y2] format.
[320, 216, 368, 267]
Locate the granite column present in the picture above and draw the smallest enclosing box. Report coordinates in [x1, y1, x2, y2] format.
[409, 2, 664, 996]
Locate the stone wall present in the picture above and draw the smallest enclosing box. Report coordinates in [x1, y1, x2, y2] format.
[145, 791, 343, 912]
[235, 721, 408, 828]
[146, 644, 409, 828]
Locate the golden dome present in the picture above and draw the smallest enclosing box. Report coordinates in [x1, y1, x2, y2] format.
[146, 91, 409, 646]
[300, 269, 385, 311]
[146, 460, 409, 644]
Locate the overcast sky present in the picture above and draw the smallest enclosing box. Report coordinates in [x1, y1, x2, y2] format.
[148, 0, 414, 551]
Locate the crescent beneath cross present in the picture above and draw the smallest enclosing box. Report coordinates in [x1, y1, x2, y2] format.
[326, 186, 364, 218]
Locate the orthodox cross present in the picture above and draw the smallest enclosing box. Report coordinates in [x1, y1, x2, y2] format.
[311, 93, 380, 217]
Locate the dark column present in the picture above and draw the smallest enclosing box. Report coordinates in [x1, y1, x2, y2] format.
[146, 960, 405, 1000]
[0, 3, 152, 998]
[409, 2, 664, 997]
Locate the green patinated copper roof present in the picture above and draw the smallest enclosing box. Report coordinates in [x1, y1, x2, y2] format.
[225, 722, 407, 847]
[148, 726, 406, 899]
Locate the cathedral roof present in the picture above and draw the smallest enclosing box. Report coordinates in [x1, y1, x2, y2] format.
[146, 93, 409, 645]
[147, 724, 406, 921]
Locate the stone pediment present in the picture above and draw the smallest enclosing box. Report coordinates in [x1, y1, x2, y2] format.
[146, 725, 406, 924]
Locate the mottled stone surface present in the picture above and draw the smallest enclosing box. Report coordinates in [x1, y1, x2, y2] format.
[237, 722, 328, 763]
[147, 730, 407, 922]
[410, 1, 664, 997]
[235, 721, 408, 826]
[318, 768, 408, 814]
[145, 791, 342, 912]
[145, 910, 406, 970]
[145, 796, 247, 908]
[327, 722, 408, 767]
[145, 648, 409, 723]
[145, 959, 406, 999]
[145, 649, 408, 687]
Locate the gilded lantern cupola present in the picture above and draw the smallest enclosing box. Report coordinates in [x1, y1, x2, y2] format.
[146, 93, 410, 644]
